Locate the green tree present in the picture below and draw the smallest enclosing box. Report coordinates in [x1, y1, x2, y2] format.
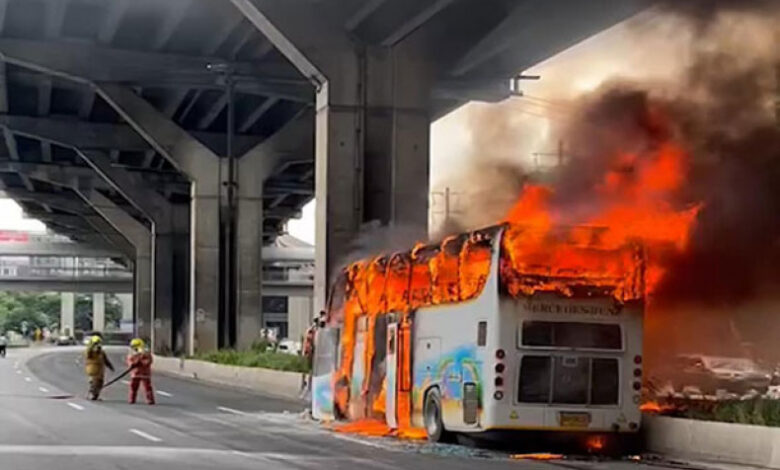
[0, 292, 60, 333]
[0, 292, 123, 334]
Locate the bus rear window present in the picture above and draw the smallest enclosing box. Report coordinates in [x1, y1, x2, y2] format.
[518, 355, 619, 405]
[518, 356, 550, 403]
[521, 321, 622, 350]
[591, 358, 619, 405]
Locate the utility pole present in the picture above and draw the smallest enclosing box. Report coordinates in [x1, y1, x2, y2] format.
[532, 139, 571, 170]
[208, 62, 238, 348]
[430, 187, 464, 234]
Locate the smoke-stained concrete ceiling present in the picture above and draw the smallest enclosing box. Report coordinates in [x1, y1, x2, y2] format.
[0, 0, 644, 248]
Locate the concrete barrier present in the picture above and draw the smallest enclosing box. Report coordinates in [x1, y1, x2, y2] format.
[153, 355, 304, 402]
[645, 415, 780, 469]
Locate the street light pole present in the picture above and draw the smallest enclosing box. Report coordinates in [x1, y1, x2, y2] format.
[226, 70, 237, 348]
[208, 62, 238, 348]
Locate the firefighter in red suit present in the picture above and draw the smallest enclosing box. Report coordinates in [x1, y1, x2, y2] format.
[127, 338, 155, 405]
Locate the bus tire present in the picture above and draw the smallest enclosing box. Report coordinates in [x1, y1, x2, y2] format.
[424, 389, 451, 443]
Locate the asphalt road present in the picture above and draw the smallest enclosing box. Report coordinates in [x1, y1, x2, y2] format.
[0, 346, 708, 470]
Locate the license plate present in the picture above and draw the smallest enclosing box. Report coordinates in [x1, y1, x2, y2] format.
[559, 412, 591, 428]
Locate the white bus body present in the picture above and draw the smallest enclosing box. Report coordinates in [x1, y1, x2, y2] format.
[312, 226, 644, 441]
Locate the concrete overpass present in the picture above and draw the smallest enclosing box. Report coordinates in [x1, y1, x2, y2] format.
[0, 238, 316, 261]
[0, 0, 646, 353]
[0, 266, 312, 297]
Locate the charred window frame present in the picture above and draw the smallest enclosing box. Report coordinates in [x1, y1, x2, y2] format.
[519, 321, 623, 351]
[327, 270, 349, 324]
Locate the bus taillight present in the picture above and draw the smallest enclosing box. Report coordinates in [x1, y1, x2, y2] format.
[634, 355, 642, 364]
[494, 349, 505, 399]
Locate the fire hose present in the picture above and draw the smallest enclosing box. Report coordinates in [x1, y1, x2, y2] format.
[101, 363, 137, 390]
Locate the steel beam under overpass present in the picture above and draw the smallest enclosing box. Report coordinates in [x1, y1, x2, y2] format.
[77, 149, 185, 355]
[18, 165, 153, 339]
[0, 38, 311, 102]
[3, 186, 136, 258]
[3, 96, 190, 355]
[84, 190, 154, 344]
[19, 163, 154, 343]
[0, 114, 265, 156]
[98, 84, 268, 353]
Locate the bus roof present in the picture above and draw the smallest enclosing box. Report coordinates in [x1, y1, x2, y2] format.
[327, 224, 645, 321]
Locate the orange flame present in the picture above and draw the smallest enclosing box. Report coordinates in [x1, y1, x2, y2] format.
[510, 453, 564, 460]
[331, 419, 426, 440]
[586, 435, 607, 452]
[332, 419, 392, 437]
[640, 401, 678, 414]
[502, 142, 701, 298]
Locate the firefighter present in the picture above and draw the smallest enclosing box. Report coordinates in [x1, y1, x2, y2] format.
[84, 335, 114, 400]
[300, 311, 326, 397]
[126, 338, 155, 405]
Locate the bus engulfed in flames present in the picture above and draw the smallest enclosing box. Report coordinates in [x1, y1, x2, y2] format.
[317, 106, 703, 439]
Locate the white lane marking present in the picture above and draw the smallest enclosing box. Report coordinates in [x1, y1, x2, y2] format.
[38, 386, 49, 393]
[217, 406, 248, 416]
[15, 370, 21, 375]
[156, 391, 172, 397]
[24, 377, 31, 382]
[67, 402, 85, 411]
[129, 429, 162, 443]
[13, 361, 18, 368]
[121, 380, 130, 385]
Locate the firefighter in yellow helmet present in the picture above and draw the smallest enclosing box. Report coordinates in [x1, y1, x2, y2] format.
[126, 338, 155, 405]
[84, 335, 114, 400]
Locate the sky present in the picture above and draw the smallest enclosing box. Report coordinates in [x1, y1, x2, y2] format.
[0, 199, 47, 232]
[0, 8, 696, 245]
[287, 199, 315, 244]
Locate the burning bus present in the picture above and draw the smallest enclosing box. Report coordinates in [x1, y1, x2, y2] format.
[311, 222, 646, 443]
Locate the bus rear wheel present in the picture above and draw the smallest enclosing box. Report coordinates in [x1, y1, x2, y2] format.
[424, 390, 451, 443]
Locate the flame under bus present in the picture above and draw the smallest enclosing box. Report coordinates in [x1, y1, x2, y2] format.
[312, 224, 645, 442]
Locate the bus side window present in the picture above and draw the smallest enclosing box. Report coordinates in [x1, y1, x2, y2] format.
[477, 321, 487, 347]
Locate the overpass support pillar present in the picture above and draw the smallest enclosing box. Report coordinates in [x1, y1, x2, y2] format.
[233, 0, 433, 309]
[118, 293, 133, 327]
[235, 152, 265, 349]
[60, 292, 74, 336]
[319, 50, 431, 309]
[92, 293, 105, 332]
